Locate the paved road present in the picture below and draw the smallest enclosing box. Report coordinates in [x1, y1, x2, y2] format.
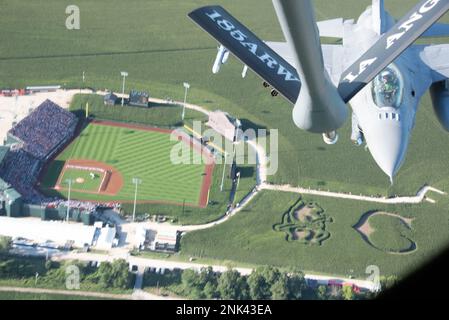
[52, 251, 379, 291]
[262, 184, 446, 204]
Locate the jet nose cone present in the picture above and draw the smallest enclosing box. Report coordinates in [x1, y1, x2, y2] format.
[364, 119, 408, 182]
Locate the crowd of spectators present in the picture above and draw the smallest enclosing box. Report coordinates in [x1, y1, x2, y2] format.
[0, 149, 49, 203]
[8, 99, 78, 160]
[0, 100, 77, 203]
[46, 199, 121, 212]
[0, 100, 122, 213]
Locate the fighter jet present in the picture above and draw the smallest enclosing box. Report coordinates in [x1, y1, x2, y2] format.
[188, 0, 449, 183]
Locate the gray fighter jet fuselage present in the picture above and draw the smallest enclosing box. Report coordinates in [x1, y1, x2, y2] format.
[340, 5, 430, 182]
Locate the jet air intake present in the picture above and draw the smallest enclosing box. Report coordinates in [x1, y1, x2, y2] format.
[430, 80, 449, 132]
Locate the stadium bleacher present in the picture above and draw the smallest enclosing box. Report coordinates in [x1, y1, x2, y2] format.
[8, 99, 78, 160]
[0, 99, 79, 203]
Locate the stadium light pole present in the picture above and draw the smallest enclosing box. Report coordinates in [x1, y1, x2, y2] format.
[132, 178, 142, 222]
[182, 82, 190, 121]
[65, 179, 74, 223]
[236, 171, 241, 192]
[220, 156, 226, 192]
[121, 71, 128, 107]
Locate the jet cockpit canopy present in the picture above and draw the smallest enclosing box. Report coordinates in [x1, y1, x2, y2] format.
[371, 64, 404, 109]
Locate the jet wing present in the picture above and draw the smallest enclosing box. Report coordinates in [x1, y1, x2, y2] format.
[418, 44, 449, 82]
[338, 0, 449, 103]
[188, 6, 301, 104]
[421, 23, 449, 37]
[316, 18, 344, 38]
[266, 41, 344, 86]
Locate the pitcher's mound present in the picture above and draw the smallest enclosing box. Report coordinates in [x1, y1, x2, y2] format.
[76, 177, 85, 184]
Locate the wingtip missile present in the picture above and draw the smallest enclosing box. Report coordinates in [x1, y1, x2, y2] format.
[212, 45, 228, 74]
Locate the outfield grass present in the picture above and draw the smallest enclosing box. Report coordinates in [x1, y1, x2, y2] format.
[180, 190, 449, 278]
[1, 0, 448, 197]
[41, 122, 207, 205]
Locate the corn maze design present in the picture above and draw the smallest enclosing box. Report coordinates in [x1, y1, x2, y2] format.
[273, 198, 333, 246]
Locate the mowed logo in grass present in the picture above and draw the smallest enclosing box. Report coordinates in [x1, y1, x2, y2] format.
[273, 198, 333, 246]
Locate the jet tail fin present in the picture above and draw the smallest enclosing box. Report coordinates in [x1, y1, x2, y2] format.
[372, 0, 387, 35]
[188, 6, 301, 104]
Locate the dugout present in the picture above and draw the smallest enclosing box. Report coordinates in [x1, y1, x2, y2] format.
[0, 187, 23, 217]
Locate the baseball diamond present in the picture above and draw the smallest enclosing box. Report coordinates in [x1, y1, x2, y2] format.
[39, 120, 215, 207]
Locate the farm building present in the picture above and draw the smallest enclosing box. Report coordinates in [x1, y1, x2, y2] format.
[151, 229, 178, 252]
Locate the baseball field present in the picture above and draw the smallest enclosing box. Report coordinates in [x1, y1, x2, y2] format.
[39, 120, 214, 207]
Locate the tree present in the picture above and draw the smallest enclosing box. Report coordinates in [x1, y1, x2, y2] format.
[181, 269, 203, 298]
[96, 260, 131, 289]
[271, 273, 289, 300]
[247, 266, 282, 300]
[287, 271, 306, 300]
[316, 285, 328, 300]
[111, 259, 131, 289]
[379, 275, 398, 291]
[342, 285, 355, 300]
[203, 281, 218, 299]
[182, 269, 200, 289]
[45, 260, 54, 270]
[259, 266, 281, 285]
[199, 267, 218, 299]
[98, 262, 113, 288]
[0, 236, 11, 253]
[248, 272, 270, 300]
[217, 269, 249, 300]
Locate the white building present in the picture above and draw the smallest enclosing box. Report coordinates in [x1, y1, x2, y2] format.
[0, 216, 116, 250]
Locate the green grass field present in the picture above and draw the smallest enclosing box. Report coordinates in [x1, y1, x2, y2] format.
[367, 214, 416, 254]
[41, 122, 208, 206]
[180, 189, 449, 278]
[59, 169, 104, 193]
[70, 93, 208, 128]
[1, 0, 448, 197]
